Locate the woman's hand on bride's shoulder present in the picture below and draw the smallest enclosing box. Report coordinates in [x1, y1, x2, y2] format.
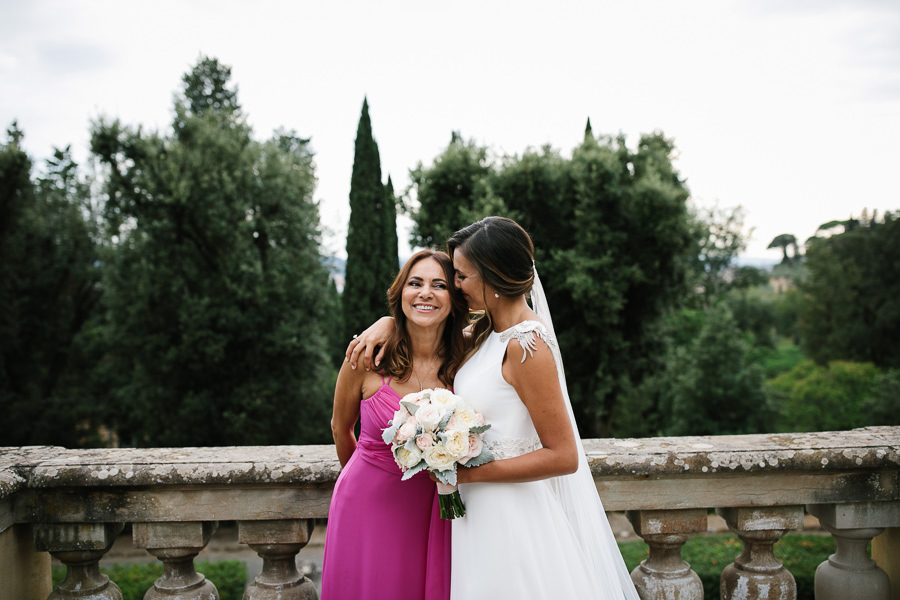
[345, 316, 394, 370]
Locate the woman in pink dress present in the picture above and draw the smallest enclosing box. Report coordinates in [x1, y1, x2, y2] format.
[346, 217, 641, 600]
[320, 249, 466, 600]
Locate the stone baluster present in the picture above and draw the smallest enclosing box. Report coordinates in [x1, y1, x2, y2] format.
[133, 521, 218, 599]
[239, 519, 318, 600]
[717, 506, 803, 600]
[626, 509, 706, 600]
[33, 522, 124, 600]
[807, 501, 896, 600]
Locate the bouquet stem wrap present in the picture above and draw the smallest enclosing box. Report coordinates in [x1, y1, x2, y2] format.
[436, 481, 466, 519]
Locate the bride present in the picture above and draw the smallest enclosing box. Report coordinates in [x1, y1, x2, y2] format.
[350, 216, 640, 600]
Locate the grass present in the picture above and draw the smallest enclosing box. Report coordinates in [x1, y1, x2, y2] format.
[761, 340, 807, 379]
[52, 560, 246, 600]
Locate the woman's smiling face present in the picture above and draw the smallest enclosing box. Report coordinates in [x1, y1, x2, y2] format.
[401, 257, 452, 328]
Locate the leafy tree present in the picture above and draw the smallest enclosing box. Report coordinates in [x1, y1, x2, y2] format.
[90, 56, 334, 446]
[408, 133, 491, 249]
[180, 56, 239, 117]
[772, 287, 803, 341]
[0, 126, 103, 446]
[690, 204, 751, 306]
[665, 306, 770, 436]
[862, 369, 900, 426]
[488, 145, 570, 268]
[767, 360, 881, 432]
[797, 212, 900, 368]
[724, 287, 776, 350]
[343, 98, 398, 341]
[767, 233, 800, 264]
[612, 306, 707, 438]
[409, 127, 697, 437]
[550, 132, 696, 436]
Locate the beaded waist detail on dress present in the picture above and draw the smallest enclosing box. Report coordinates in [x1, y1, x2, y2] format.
[484, 436, 542, 460]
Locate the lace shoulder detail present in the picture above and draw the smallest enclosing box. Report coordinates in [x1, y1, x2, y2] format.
[498, 320, 556, 364]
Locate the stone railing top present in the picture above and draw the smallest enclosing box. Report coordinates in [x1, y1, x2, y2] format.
[0, 446, 58, 500]
[1, 427, 898, 502]
[0, 445, 340, 497]
[582, 426, 900, 477]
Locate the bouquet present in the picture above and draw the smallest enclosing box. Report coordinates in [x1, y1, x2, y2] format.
[382, 387, 493, 519]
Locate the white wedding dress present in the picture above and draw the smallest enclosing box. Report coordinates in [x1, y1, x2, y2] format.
[452, 321, 640, 600]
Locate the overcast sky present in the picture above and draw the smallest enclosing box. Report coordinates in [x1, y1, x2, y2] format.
[2, 0, 899, 261]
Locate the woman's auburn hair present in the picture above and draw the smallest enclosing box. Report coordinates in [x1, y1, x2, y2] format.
[381, 249, 468, 388]
[447, 216, 535, 362]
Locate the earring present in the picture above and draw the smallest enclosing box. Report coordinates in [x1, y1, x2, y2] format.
[494, 293, 500, 298]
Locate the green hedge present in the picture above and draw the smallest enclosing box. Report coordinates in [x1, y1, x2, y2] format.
[619, 533, 834, 600]
[51, 560, 246, 600]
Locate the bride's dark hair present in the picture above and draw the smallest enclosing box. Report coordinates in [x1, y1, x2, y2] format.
[446, 216, 535, 357]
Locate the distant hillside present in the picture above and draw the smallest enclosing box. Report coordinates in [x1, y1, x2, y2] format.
[735, 256, 779, 270]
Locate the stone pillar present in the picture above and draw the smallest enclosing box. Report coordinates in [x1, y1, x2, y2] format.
[717, 506, 803, 600]
[626, 509, 706, 600]
[238, 519, 318, 600]
[808, 502, 897, 600]
[1, 523, 52, 600]
[872, 528, 900, 600]
[33, 522, 124, 600]
[133, 521, 218, 599]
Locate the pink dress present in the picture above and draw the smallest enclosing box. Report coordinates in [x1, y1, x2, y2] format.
[321, 377, 450, 600]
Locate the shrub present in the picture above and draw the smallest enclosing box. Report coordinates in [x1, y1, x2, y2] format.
[767, 360, 881, 432]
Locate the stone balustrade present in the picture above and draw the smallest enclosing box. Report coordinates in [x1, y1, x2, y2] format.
[1, 426, 898, 600]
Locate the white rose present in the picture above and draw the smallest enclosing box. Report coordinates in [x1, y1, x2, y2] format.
[392, 406, 410, 426]
[430, 388, 461, 411]
[453, 407, 480, 429]
[423, 443, 458, 472]
[415, 404, 444, 432]
[401, 391, 424, 405]
[443, 428, 468, 458]
[395, 445, 423, 470]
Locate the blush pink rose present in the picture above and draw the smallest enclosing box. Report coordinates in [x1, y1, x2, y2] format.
[416, 432, 436, 450]
[396, 417, 417, 443]
[459, 434, 484, 465]
[446, 415, 465, 431]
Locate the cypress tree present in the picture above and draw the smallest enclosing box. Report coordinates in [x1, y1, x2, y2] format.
[383, 175, 399, 268]
[343, 98, 398, 340]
